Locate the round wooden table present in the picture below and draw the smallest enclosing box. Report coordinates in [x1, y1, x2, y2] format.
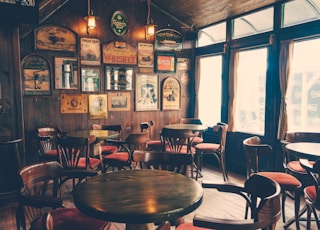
[285, 142, 320, 160]
[67, 130, 119, 140]
[164, 124, 208, 132]
[73, 170, 203, 230]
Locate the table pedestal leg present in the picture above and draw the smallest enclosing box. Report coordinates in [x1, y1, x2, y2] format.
[126, 223, 154, 230]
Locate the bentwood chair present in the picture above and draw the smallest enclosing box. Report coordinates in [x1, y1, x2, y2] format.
[103, 132, 149, 172]
[16, 161, 108, 230]
[140, 120, 163, 151]
[91, 123, 122, 155]
[177, 174, 281, 230]
[299, 159, 320, 230]
[37, 126, 64, 162]
[195, 123, 228, 181]
[243, 136, 302, 230]
[179, 118, 204, 145]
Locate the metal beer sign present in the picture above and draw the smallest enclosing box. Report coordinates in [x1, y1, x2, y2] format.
[111, 10, 128, 36]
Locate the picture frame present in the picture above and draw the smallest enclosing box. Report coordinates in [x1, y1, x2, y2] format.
[135, 73, 159, 111]
[34, 25, 77, 52]
[81, 67, 101, 93]
[60, 93, 88, 114]
[107, 92, 131, 111]
[138, 43, 154, 68]
[89, 94, 108, 119]
[155, 53, 176, 73]
[22, 53, 51, 96]
[105, 66, 133, 90]
[162, 77, 181, 110]
[80, 38, 101, 65]
[54, 57, 79, 90]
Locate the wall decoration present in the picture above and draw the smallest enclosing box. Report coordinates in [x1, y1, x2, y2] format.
[102, 41, 137, 65]
[107, 92, 131, 111]
[111, 10, 128, 36]
[154, 29, 183, 52]
[34, 25, 77, 52]
[60, 93, 88, 114]
[80, 38, 101, 65]
[105, 66, 133, 90]
[81, 67, 101, 93]
[162, 77, 180, 110]
[155, 53, 176, 73]
[54, 57, 79, 90]
[135, 73, 159, 111]
[138, 43, 154, 68]
[180, 72, 190, 86]
[22, 53, 51, 96]
[89, 94, 108, 119]
[177, 58, 190, 70]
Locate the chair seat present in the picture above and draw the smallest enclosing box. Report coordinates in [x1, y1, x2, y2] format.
[257, 172, 301, 190]
[101, 145, 118, 154]
[30, 208, 109, 230]
[304, 185, 318, 202]
[78, 157, 101, 169]
[176, 222, 210, 230]
[287, 160, 315, 173]
[104, 151, 129, 162]
[195, 143, 220, 152]
[193, 137, 203, 144]
[44, 149, 58, 157]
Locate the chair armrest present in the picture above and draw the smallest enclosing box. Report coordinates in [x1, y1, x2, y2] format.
[202, 180, 244, 193]
[18, 193, 63, 209]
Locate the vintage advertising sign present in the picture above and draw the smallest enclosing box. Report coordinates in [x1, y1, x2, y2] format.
[102, 41, 137, 65]
[155, 29, 183, 52]
[60, 93, 88, 114]
[138, 43, 154, 68]
[162, 77, 180, 110]
[111, 10, 128, 36]
[89, 94, 108, 119]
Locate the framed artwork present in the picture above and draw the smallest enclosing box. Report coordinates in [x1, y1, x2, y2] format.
[81, 67, 101, 93]
[154, 29, 182, 52]
[138, 43, 154, 68]
[135, 73, 159, 111]
[107, 92, 131, 111]
[22, 53, 51, 96]
[80, 38, 101, 65]
[60, 93, 88, 114]
[155, 53, 176, 73]
[34, 25, 77, 52]
[162, 77, 181, 110]
[105, 66, 133, 90]
[89, 94, 108, 119]
[54, 57, 79, 90]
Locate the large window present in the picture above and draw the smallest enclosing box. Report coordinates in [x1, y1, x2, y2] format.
[286, 38, 320, 131]
[198, 55, 222, 126]
[234, 48, 268, 135]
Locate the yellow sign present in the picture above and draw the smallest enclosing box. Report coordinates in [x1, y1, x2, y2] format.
[60, 93, 88, 114]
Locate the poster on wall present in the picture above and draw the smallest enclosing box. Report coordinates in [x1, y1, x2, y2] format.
[135, 73, 159, 111]
[138, 43, 154, 68]
[80, 38, 101, 65]
[89, 94, 108, 119]
[162, 77, 180, 110]
[60, 93, 88, 114]
[107, 92, 131, 111]
[102, 41, 137, 65]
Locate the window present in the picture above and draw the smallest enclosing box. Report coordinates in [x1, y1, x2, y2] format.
[232, 7, 274, 39]
[286, 38, 320, 132]
[197, 22, 226, 47]
[198, 55, 222, 126]
[234, 48, 267, 135]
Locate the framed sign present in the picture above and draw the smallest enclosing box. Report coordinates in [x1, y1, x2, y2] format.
[162, 77, 180, 110]
[107, 92, 131, 111]
[22, 53, 51, 96]
[81, 67, 101, 93]
[111, 10, 128, 36]
[154, 29, 183, 52]
[34, 25, 77, 52]
[155, 53, 176, 73]
[80, 38, 101, 65]
[102, 41, 137, 65]
[89, 94, 108, 119]
[60, 93, 88, 114]
[105, 66, 133, 90]
[135, 73, 159, 111]
[138, 43, 154, 68]
[54, 57, 79, 90]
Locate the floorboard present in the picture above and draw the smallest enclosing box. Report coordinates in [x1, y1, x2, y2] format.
[0, 165, 317, 229]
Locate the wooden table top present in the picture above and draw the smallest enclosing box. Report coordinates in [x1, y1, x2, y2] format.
[67, 130, 119, 140]
[73, 170, 203, 224]
[164, 124, 208, 131]
[285, 142, 320, 159]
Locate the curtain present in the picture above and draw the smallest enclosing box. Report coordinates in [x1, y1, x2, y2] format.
[277, 40, 293, 140]
[227, 51, 239, 132]
[194, 57, 201, 117]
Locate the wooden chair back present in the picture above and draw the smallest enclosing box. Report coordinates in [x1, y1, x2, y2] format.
[133, 150, 193, 175]
[192, 174, 281, 230]
[125, 132, 149, 152]
[161, 127, 199, 153]
[243, 136, 273, 179]
[16, 161, 63, 230]
[37, 126, 63, 161]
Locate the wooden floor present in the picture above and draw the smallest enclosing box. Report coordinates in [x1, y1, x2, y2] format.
[0, 165, 318, 230]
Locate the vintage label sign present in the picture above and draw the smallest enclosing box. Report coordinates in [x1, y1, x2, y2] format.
[111, 10, 128, 36]
[155, 29, 183, 51]
[60, 93, 88, 114]
[102, 41, 137, 65]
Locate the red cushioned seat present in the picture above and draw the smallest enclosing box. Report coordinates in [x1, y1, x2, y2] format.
[287, 160, 315, 173]
[101, 145, 118, 154]
[77, 157, 101, 169]
[104, 151, 129, 162]
[176, 222, 210, 230]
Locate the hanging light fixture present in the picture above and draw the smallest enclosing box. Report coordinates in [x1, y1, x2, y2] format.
[145, 0, 155, 40]
[85, 0, 97, 34]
